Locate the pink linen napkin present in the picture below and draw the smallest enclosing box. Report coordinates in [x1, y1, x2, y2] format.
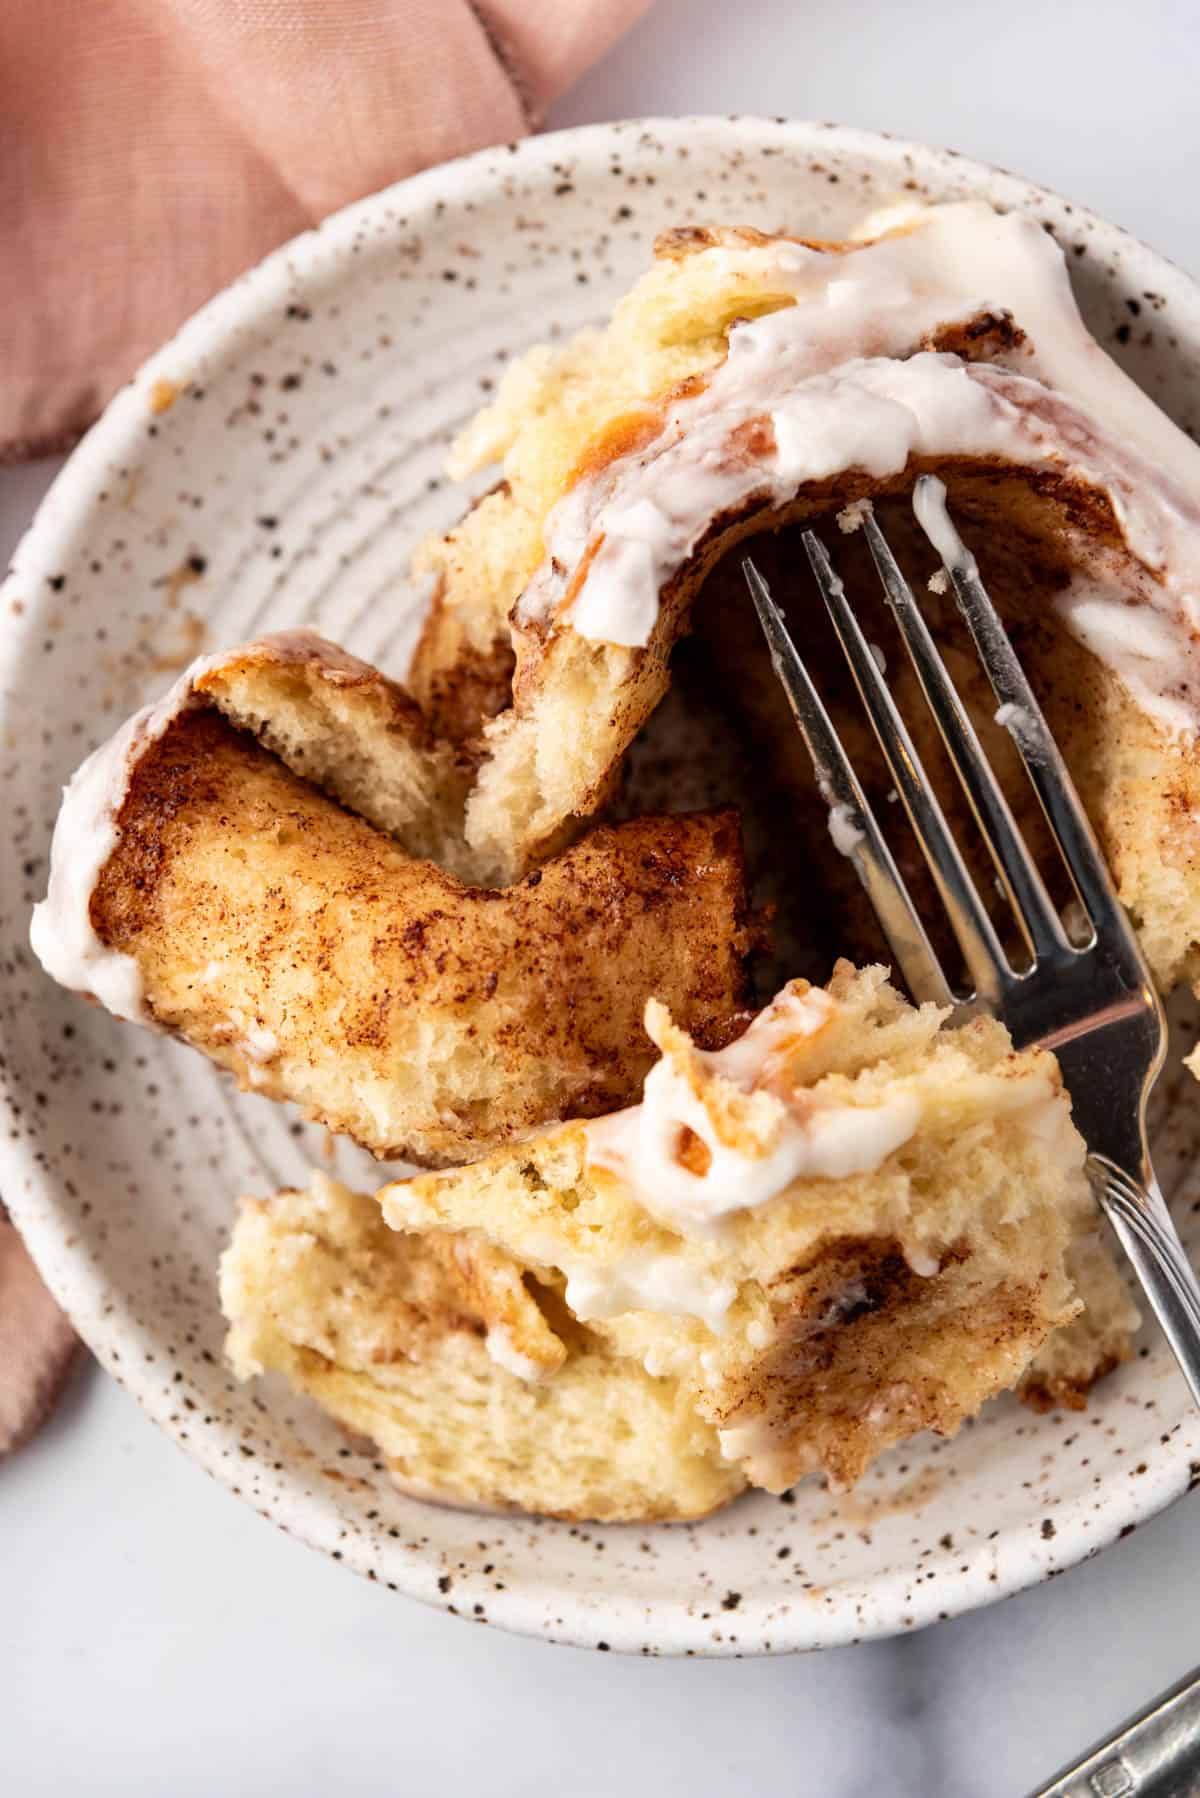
[0, 1215, 81, 1454]
[0, 0, 649, 1453]
[0, 0, 648, 461]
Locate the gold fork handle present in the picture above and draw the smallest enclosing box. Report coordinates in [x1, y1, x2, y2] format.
[1090, 1154, 1200, 1408]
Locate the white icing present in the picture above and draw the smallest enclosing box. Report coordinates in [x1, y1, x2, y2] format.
[1011, 1078, 1090, 1174]
[516, 202, 1200, 736]
[914, 471, 1058, 754]
[912, 468, 979, 578]
[29, 653, 224, 1022]
[994, 701, 1034, 735]
[1059, 580, 1199, 734]
[709, 981, 836, 1081]
[561, 1254, 737, 1332]
[30, 634, 336, 1026]
[717, 1417, 777, 1466]
[827, 803, 865, 859]
[426, 1214, 740, 1331]
[485, 1324, 545, 1384]
[241, 1024, 279, 1063]
[848, 200, 937, 241]
[584, 980, 921, 1231]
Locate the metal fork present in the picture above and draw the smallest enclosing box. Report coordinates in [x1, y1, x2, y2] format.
[743, 475, 1200, 1405]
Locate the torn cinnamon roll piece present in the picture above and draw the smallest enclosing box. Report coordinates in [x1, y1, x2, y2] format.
[376, 963, 1135, 1495]
[222, 964, 1135, 1519]
[220, 1173, 742, 1523]
[30, 636, 752, 1165]
[414, 206, 1200, 1015]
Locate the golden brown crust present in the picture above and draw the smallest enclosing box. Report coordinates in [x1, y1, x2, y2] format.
[91, 708, 751, 1163]
[197, 630, 439, 766]
[199, 630, 427, 709]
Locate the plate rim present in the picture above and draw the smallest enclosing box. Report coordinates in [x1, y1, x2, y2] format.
[4, 112, 1199, 1655]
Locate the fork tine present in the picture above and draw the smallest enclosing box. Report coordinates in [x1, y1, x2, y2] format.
[801, 529, 1009, 1007]
[743, 558, 956, 1010]
[860, 505, 1069, 965]
[912, 474, 1131, 948]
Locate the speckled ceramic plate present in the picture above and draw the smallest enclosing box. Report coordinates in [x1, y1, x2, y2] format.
[5, 118, 1200, 1655]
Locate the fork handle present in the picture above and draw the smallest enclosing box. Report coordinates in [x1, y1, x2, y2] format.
[1090, 1155, 1200, 1409]
[1033, 1661, 1200, 1796]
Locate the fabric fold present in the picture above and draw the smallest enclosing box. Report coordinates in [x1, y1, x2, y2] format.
[0, 1220, 82, 1457]
[0, 0, 649, 460]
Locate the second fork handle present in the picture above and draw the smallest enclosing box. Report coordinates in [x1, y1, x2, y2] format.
[1091, 1155, 1200, 1409]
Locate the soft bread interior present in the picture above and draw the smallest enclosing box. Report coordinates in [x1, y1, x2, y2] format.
[375, 965, 1137, 1495]
[195, 631, 474, 875]
[221, 1174, 744, 1523]
[223, 968, 1136, 1514]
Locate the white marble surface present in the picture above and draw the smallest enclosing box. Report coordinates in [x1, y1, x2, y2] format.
[5, 3, 1200, 1792]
